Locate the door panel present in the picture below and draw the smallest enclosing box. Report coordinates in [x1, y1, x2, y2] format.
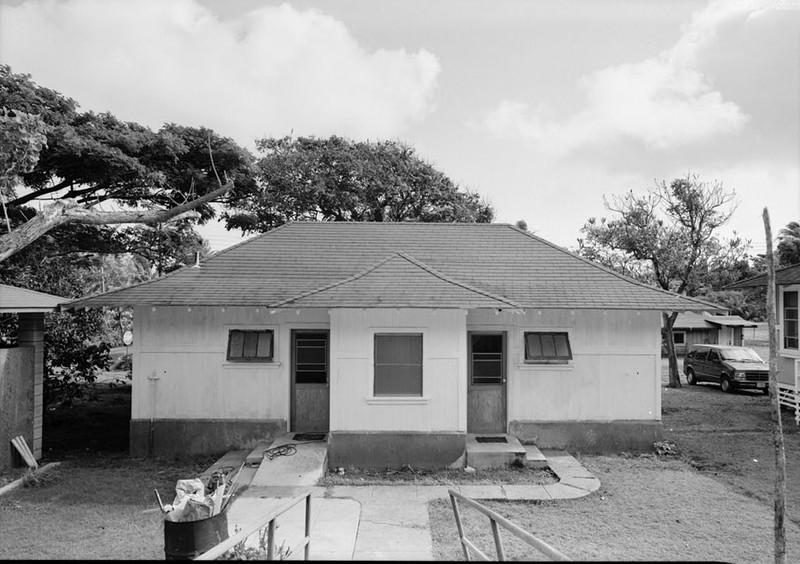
[291, 331, 329, 432]
[467, 332, 506, 434]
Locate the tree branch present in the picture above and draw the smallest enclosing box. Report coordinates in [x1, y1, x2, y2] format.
[0, 180, 234, 263]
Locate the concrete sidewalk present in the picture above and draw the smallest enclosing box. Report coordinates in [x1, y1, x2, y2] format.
[217, 446, 599, 560]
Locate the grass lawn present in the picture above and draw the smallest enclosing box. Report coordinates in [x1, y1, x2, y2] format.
[429, 351, 800, 561]
[429, 455, 800, 562]
[320, 464, 557, 486]
[0, 383, 219, 560]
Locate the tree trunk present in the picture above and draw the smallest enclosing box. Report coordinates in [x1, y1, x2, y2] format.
[662, 311, 681, 388]
[764, 208, 787, 564]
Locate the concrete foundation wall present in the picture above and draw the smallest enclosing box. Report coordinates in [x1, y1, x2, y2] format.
[509, 420, 663, 453]
[328, 432, 466, 469]
[130, 418, 287, 458]
[0, 347, 34, 470]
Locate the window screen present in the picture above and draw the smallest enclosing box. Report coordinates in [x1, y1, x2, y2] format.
[227, 330, 273, 361]
[295, 333, 328, 384]
[785, 291, 798, 350]
[470, 334, 504, 385]
[524, 332, 572, 363]
[374, 333, 422, 396]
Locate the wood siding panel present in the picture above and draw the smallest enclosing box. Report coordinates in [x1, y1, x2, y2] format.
[132, 306, 328, 420]
[469, 309, 660, 423]
[329, 309, 465, 432]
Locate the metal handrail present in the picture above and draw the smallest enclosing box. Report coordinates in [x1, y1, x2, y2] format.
[195, 491, 312, 560]
[448, 489, 569, 561]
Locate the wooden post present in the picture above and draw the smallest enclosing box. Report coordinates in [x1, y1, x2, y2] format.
[17, 312, 44, 461]
[764, 208, 787, 564]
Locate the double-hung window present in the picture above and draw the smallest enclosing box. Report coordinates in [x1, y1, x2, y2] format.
[227, 330, 274, 362]
[524, 331, 572, 363]
[784, 290, 798, 350]
[374, 333, 423, 396]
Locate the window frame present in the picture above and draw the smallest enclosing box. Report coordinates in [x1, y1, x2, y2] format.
[469, 332, 505, 386]
[373, 332, 424, 397]
[673, 331, 686, 346]
[783, 288, 799, 351]
[226, 329, 274, 362]
[523, 331, 573, 364]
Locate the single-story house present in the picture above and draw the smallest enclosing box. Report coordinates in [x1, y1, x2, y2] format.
[727, 263, 800, 424]
[64, 222, 720, 467]
[1, 284, 64, 470]
[668, 312, 757, 355]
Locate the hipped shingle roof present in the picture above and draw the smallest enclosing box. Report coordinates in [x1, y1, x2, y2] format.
[64, 222, 722, 312]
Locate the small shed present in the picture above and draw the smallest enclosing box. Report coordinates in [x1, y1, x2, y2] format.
[669, 312, 757, 355]
[0, 284, 64, 470]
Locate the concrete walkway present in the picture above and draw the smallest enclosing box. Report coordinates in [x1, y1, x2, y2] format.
[210, 446, 599, 560]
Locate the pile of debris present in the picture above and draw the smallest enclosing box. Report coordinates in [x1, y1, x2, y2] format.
[156, 464, 243, 522]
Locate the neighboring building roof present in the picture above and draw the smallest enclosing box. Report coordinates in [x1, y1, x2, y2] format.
[64, 222, 723, 311]
[0, 283, 64, 313]
[724, 263, 800, 289]
[673, 312, 757, 330]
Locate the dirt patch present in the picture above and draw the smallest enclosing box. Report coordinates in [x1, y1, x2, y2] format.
[320, 464, 558, 486]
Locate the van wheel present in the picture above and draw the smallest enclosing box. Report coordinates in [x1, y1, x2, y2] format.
[686, 368, 697, 385]
[720, 376, 733, 393]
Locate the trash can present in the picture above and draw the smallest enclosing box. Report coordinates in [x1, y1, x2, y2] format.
[164, 510, 229, 560]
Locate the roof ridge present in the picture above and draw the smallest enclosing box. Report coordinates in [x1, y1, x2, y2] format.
[505, 224, 723, 311]
[269, 251, 522, 309]
[393, 252, 522, 309]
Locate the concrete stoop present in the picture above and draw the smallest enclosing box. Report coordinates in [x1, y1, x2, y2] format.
[465, 434, 535, 470]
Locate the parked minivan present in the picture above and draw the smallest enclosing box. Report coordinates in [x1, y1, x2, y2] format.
[683, 344, 769, 394]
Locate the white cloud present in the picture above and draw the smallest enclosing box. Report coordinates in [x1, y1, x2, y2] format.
[481, 0, 769, 155]
[0, 0, 440, 147]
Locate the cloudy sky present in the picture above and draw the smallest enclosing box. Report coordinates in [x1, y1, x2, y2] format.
[1, 0, 798, 254]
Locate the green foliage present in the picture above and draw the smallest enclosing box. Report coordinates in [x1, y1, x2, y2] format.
[44, 310, 111, 407]
[221, 525, 292, 560]
[224, 135, 493, 233]
[0, 107, 48, 198]
[777, 221, 800, 267]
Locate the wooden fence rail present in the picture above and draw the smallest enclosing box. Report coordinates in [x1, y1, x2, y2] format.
[448, 489, 569, 561]
[195, 491, 312, 560]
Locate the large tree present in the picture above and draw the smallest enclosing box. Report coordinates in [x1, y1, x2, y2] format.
[578, 174, 742, 388]
[223, 135, 493, 233]
[777, 221, 800, 267]
[0, 65, 255, 262]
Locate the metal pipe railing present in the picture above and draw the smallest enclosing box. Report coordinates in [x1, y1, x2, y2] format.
[195, 491, 312, 560]
[448, 489, 569, 561]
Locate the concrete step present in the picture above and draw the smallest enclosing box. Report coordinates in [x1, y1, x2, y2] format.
[524, 444, 548, 469]
[250, 433, 328, 488]
[465, 434, 526, 471]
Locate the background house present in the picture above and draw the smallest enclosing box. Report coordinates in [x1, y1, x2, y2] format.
[65, 222, 720, 467]
[0, 284, 63, 470]
[727, 264, 800, 424]
[668, 312, 757, 355]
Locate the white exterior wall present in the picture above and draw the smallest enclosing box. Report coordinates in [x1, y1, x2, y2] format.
[329, 308, 467, 432]
[132, 305, 661, 429]
[468, 309, 662, 423]
[132, 306, 329, 421]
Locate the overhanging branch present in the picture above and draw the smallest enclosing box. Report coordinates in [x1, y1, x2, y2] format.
[0, 180, 234, 263]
